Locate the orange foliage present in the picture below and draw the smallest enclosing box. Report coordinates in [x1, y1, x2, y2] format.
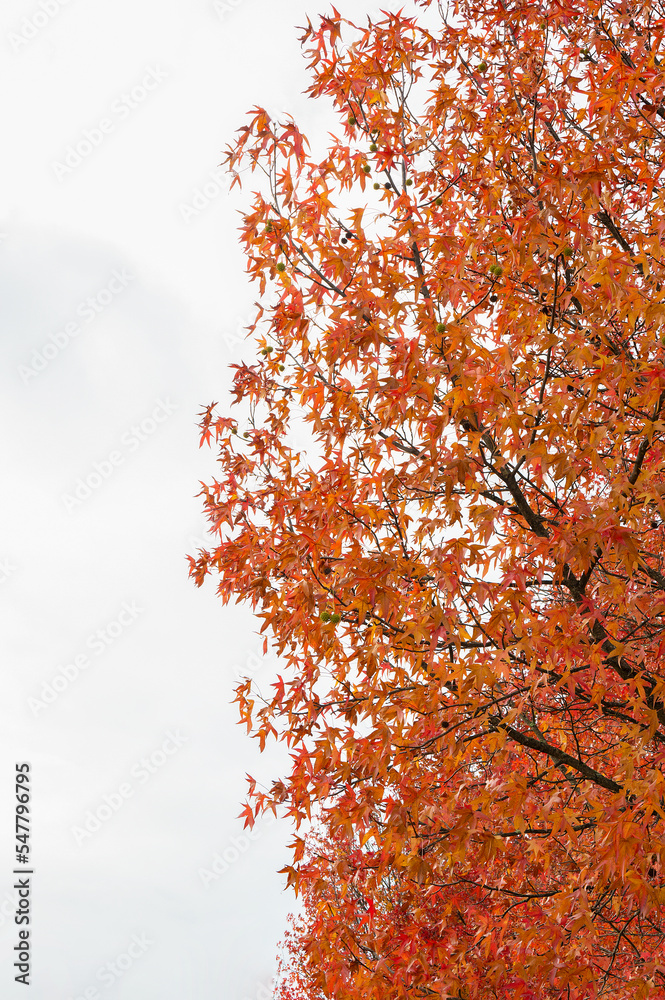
[191, 2, 665, 996]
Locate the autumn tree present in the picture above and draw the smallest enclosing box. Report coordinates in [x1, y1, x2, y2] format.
[190, 1, 665, 996]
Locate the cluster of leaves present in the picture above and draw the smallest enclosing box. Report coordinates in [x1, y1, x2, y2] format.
[191, 0, 665, 996]
[273, 821, 565, 1000]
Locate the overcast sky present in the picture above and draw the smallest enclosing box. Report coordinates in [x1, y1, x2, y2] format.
[0, 1, 412, 997]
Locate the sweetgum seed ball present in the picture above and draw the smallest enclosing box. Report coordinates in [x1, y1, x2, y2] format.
[276, 262, 286, 272]
[373, 183, 380, 189]
[370, 143, 378, 152]
[435, 197, 443, 205]
[436, 323, 446, 333]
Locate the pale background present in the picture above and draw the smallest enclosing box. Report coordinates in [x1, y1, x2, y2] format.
[0, 1, 413, 998]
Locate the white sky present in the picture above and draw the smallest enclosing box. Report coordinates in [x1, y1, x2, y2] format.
[0, 1, 413, 997]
